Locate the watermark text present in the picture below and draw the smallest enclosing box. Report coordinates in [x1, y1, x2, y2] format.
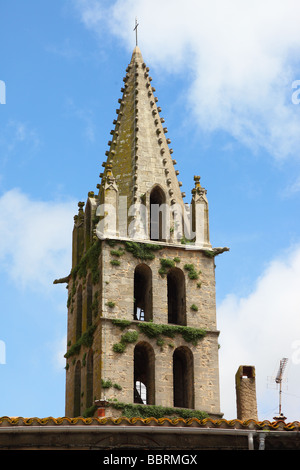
[292, 80, 300, 104]
[95, 198, 208, 247]
[0, 80, 6, 104]
[0, 340, 6, 364]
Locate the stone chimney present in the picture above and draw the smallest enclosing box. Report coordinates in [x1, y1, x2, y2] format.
[235, 365, 258, 421]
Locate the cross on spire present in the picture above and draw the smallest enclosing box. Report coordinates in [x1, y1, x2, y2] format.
[133, 17, 139, 46]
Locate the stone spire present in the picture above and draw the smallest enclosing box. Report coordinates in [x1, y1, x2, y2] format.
[98, 46, 185, 218]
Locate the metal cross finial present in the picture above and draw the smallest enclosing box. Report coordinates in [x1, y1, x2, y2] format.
[134, 17, 139, 46]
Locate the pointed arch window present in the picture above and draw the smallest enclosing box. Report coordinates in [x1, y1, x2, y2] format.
[134, 342, 155, 405]
[86, 350, 94, 409]
[76, 285, 83, 341]
[167, 268, 186, 325]
[173, 346, 194, 409]
[150, 185, 166, 241]
[86, 274, 93, 329]
[74, 360, 81, 417]
[134, 264, 152, 321]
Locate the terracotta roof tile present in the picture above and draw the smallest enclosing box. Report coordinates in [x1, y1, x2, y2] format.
[0, 416, 299, 432]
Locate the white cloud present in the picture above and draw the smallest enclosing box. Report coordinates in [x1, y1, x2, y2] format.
[48, 335, 68, 372]
[72, 0, 300, 161]
[74, 0, 104, 28]
[283, 175, 300, 198]
[0, 188, 75, 290]
[218, 244, 300, 421]
[0, 120, 40, 165]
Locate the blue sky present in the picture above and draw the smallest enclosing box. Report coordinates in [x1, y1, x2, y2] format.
[1, 0, 300, 421]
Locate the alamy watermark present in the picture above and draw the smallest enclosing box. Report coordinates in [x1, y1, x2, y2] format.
[94, 198, 208, 246]
[0, 340, 6, 364]
[0, 80, 6, 104]
[292, 80, 300, 104]
[291, 339, 300, 365]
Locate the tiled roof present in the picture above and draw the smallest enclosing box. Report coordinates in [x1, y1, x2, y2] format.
[0, 416, 299, 431]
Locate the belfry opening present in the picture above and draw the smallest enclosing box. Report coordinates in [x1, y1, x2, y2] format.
[167, 267, 186, 325]
[134, 264, 152, 321]
[173, 346, 194, 409]
[150, 185, 166, 241]
[134, 342, 155, 405]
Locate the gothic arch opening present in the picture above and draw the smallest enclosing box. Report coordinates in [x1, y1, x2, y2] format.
[150, 185, 166, 241]
[85, 199, 92, 250]
[86, 350, 93, 409]
[173, 346, 194, 409]
[134, 264, 152, 321]
[134, 342, 155, 405]
[167, 268, 186, 325]
[76, 285, 83, 341]
[86, 274, 92, 328]
[74, 360, 81, 417]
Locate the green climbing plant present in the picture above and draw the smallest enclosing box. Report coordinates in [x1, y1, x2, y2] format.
[108, 400, 208, 420]
[112, 320, 206, 352]
[64, 324, 97, 359]
[113, 329, 139, 353]
[184, 263, 199, 280]
[71, 240, 101, 284]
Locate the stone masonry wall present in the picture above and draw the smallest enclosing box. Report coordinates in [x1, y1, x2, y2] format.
[65, 239, 222, 418]
[98, 240, 221, 416]
[102, 241, 217, 329]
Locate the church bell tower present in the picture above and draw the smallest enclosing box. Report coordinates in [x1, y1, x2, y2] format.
[61, 45, 228, 419]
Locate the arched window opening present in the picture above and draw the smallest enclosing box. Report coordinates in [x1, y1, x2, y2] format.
[86, 350, 93, 409]
[134, 342, 155, 405]
[173, 347, 194, 409]
[74, 360, 81, 417]
[167, 268, 186, 325]
[85, 202, 91, 251]
[76, 285, 83, 341]
[134, 264, 152, 322]
[150, 186, 166, 241]
[86, 274, 92, 329]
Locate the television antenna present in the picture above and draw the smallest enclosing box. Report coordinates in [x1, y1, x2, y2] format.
[273, 357, 288, 421]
